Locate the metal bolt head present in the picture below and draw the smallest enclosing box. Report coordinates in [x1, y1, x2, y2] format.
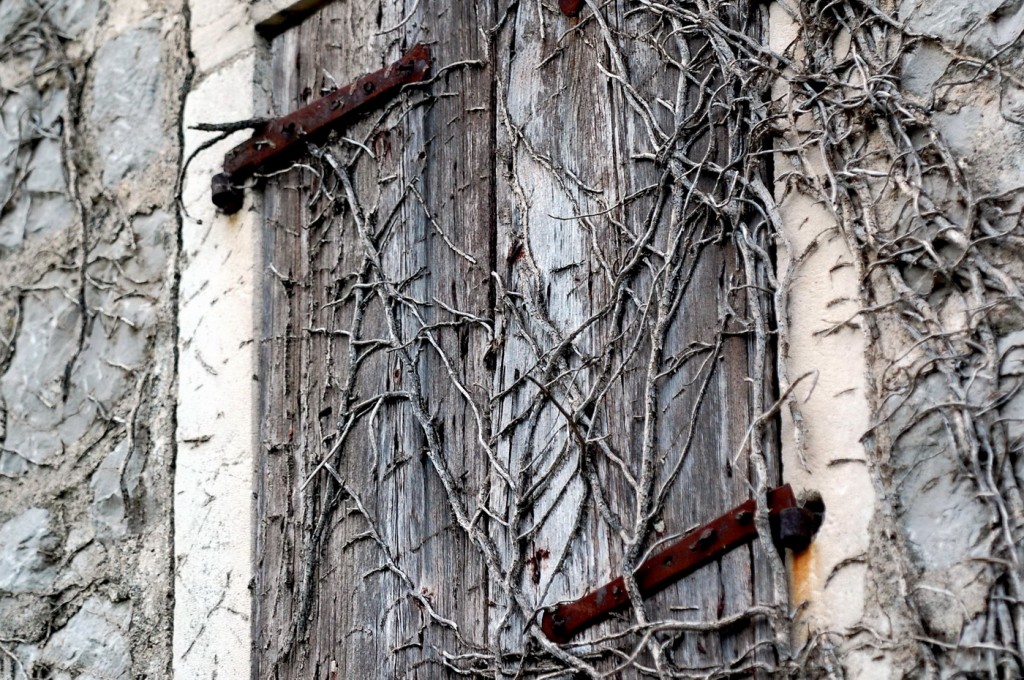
[211, 173, 244, 214]
[693, 527, 717, 550]
[775, 506, 824, 552]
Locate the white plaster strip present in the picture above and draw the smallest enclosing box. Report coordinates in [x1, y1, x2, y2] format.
[175, 2, 263, 678]
[770, 0, 881, 671]
[174, 3, 332, 676]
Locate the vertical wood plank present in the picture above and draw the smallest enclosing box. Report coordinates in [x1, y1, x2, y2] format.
[256, 2, 497, 677]
[489, 2, 780, 672]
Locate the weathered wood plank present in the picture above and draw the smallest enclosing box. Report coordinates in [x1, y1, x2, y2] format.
[256, 2, 496, 678]
[489, 2, 780, 673]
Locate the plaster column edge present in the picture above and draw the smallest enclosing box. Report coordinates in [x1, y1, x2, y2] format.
[768, 0, 883, 674]
[173, 2, 270, 677]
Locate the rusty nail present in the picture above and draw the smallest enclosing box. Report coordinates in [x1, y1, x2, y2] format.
[560, 0, 584, 16]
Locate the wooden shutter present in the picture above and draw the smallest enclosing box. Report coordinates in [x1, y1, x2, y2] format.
[255, 1, 781, 677]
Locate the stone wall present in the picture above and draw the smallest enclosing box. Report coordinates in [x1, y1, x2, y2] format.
[870, 0, 1024, 671]
[0, 1, 188, 677]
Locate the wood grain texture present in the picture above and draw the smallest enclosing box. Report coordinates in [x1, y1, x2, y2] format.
[255, 1, 780, 677]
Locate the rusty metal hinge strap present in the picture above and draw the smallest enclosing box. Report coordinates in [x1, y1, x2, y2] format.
[539, 484, 824, 644]
[210, 43, 432, 214]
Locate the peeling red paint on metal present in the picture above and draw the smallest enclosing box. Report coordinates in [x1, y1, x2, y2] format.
[211, 44, 431, 213]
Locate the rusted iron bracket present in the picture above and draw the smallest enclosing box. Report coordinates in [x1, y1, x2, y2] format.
[539, 484, 824, 644]
[210, 44, 432, 214]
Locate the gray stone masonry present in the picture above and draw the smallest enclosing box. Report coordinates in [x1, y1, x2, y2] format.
[0, 0, 188, 678]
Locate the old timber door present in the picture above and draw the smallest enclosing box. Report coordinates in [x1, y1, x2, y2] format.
[255, 1, 782, 677]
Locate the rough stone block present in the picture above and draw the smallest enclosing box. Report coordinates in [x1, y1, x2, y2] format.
[90, 440, 143, 539]
[44, 0, 104, 38]
[38, 596, 132, 680]
[0, 289, 81, 466]
[0, 507, 59, 594]
[90, 24, 164, 189]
